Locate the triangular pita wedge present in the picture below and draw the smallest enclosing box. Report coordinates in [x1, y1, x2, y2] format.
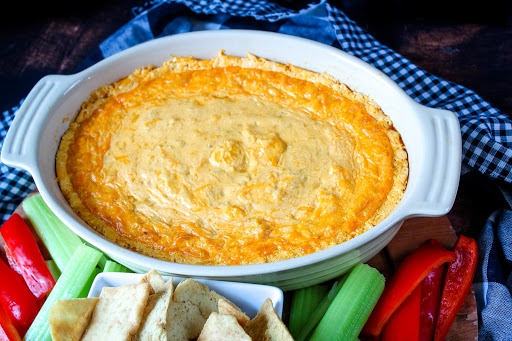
[133, 278, 174, 340]
[218, 298, 250, 328]
[82, 282, 150, 341]
[166, 300, 207, 340]
[49, 298, 98, 341]
[139, 269, 167, 294]
[167, 279, 245, 340]
[197, 312, 252, 341]
[244, 298, 293, 341]
[173, 279, 232, 318]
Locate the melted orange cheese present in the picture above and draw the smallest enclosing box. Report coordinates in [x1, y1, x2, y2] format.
[58, 55, 407, 265]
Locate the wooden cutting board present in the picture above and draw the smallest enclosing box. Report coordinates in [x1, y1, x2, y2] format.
[2, 192, 478, 340]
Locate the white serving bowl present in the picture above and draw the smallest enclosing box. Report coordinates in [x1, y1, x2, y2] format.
[1, 30, 461, 291]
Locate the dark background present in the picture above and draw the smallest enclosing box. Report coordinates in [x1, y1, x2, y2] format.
[1, 0, 512, 236]
[2, 0, 511, 114]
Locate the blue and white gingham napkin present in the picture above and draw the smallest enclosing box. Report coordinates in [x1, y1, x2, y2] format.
[475, 208, 512, 340]
[1, 1, 511, 337]
[474, 185, 512, 341]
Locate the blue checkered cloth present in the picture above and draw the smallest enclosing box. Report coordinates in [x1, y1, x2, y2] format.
[1, 1, 512, 337]
[474, 186, 512, 341]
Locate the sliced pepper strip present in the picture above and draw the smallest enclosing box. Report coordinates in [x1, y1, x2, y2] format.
[381, 284, 421, 341]
[434, 235, 478, 341]
[362, 240, 455, 337]
[0, 303, 21, 341]
[0, 258, 39, 337]
[1, 213, 56, 301]
[420, 265, 444, 341]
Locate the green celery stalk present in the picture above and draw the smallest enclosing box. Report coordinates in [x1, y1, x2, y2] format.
[24, 244, 102, 341]
[78, 267, 102, 298]
[23, 194, 83, 270]
[309, 263, 385, 341]
[103, 260, 133, 273]
[289, 288, 306, 336]
[83, 241, 110, 269]
[295, 277, 347, 341]
[289, 284, 328, 337]
[98, 254, 109, 269]
[44, 260, 61, 281]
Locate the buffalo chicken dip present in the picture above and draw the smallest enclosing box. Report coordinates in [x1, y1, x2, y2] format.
[56, 52, 408, 265]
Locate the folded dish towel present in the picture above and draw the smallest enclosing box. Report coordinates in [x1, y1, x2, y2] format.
[474, 185, 512, 341]
[475, 208, 512, 340]
[1, 0, 511, 338]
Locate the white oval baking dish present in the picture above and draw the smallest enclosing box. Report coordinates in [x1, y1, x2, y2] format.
[1, 30, 461, 291]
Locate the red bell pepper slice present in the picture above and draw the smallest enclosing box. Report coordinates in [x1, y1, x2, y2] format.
[381, 284, 421, 341]
[0, 213, 55, 301]
[0, 304, 21, 341]
[362, 239, 455, 337]
[433, 235, 478, 341]
[419, 265, 444, 341]
[0, 258, 39, 337]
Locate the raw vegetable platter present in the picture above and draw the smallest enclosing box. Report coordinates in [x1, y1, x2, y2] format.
[0, 190, 477, 340]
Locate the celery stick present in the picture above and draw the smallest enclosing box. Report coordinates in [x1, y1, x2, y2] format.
[24, 244, 102, 341]
[103, 260, 133, 273]
[309, 263, 385, 341]
[23, 194, 83, 270]
[295, 277, 346, 341]
[78, 267, 101, 298]
[45, 260, 61, 281]
[98, 254, 109, 269]
[289, 284, 328, 337]
[83, 241, 110, 269]
[289, 288, 305, 336]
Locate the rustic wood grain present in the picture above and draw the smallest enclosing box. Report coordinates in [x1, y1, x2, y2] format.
[446, 287, 479, 341]
[386, 216, 458, 266]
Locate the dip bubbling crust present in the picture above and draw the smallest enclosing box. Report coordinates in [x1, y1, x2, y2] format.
[56, 52, 408, 265]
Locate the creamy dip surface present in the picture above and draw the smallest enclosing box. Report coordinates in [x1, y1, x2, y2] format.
[56, 53, 408, 265]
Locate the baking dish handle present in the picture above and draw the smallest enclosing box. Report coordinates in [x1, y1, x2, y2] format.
[406, 105, 462, 217]
[1, 75, 75, 172]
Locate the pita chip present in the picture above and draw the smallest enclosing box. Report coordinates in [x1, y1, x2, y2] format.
[244, 299, 293, 341]
[167, 279, 239, 340]
[139, 269, 167, 294]
[166, 300, 207, 341]
[49, 298, 98, 341]
[173, 279, 230, 318]
[197, 312, 252, 341]
[133, 278, 174, 341]
[218, 298, 250, 328]
[82, 282, 150, 341]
